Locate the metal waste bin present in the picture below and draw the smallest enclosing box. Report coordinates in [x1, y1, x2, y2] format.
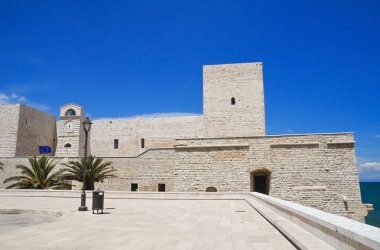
[92, 189, 104, 214]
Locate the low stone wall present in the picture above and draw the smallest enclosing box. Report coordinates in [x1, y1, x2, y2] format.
[248, 192, 380, 250]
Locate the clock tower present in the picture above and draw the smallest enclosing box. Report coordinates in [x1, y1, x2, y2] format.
[55, 103, 88, 157]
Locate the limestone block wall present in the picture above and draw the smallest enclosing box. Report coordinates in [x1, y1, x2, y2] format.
[0, 104, 56, 157]
[15, 105, 56, 156]
[0, 157, 31, 188]
[174, 133, 362, 219]
[90, 116, 204, 157]
[173, 146, 250, 192]
[264, 134, 360, 219]
[0, 132, 364, 221]
[95, 149, 176, 192]
[0, 105, 20, 157]
[203, 62, 265, 137]
[0, 151, 175, 192]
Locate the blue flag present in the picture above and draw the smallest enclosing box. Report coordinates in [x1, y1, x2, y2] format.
[39, 146, 52, 154]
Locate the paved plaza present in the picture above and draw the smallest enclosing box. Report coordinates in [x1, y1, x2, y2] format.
[0, 195, 296, 250]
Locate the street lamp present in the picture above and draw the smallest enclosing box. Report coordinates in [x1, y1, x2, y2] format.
[78, 117, 92, 211]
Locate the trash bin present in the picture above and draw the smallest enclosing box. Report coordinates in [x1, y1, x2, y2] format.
[92, 189, 104, 214]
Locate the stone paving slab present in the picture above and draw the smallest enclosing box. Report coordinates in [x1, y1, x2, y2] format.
[0, 196, 296, 250]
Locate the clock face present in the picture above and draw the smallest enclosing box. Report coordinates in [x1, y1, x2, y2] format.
[64, 121, 75, 133]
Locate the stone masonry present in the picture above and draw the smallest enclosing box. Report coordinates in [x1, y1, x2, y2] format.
[0, 104, 56, 157]
[0, 62, 368, 221]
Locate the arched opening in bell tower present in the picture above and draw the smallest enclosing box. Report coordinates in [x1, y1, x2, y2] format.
[65, 109, 76, 116]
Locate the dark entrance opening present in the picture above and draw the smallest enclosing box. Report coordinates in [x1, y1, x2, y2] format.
[250, 169, 271, 195]
[131, 183, 138, 192]
[254, 176, 267, 194]
[158, 183, 165, 192]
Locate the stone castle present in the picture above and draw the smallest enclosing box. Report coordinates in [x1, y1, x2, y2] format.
[0, 62, 370, 221]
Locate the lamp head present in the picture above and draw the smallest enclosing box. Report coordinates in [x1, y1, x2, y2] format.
[83, 117, 92, 132]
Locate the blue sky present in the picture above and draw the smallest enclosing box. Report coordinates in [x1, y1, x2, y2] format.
[0, 1, 379, 181]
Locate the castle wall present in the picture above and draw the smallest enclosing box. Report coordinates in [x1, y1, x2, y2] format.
[203, 63, 265, 137]
[0, 104, 56, 157]
[0, 105, 20, 157]
[172, 133, 362, 219]
[96, 149, 176, 191]
[15, 105, 56, 156]
[0, 133, 364, 220]
[173, 146, 251, 192]
[90, 115, 204, 157]
[265, 134, 360, 219]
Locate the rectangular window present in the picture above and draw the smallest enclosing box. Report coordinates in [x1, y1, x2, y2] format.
[131, 183, 138, 192]
[114, 139, 119, 149]
[158, 183, 165, 192]
[141, 138, 145, 148]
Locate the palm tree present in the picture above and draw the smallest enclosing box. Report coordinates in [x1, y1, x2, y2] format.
[3, 156, 65, 189]
[62, 155, 116, 190]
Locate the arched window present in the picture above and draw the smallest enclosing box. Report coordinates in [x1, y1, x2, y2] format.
[206, 187, 217, 192]
[231, 97, 236, 105]
[65, 109, 76, 116]
[64, 143, 72, 148]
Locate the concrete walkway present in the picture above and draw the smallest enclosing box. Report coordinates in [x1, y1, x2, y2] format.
[0, 196, 296, 250]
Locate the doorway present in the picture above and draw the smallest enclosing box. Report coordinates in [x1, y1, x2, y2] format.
[250, 169, 271, 195]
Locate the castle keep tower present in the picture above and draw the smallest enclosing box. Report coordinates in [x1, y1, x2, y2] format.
[0, 104, 56, 157]
[203, 62, 265, 137]
[55, 103, 87, 157]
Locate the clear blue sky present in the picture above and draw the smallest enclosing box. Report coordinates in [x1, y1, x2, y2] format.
[0, 1, 379, 181]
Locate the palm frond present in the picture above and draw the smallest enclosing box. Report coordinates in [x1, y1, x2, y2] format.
[61, 155, 117, 190]
[5, 156, 64, 189]
[3, 176, 30, 183]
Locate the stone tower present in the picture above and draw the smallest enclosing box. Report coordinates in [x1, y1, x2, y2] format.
[55, 103, 87, 157]
[203, 62, 266, 137]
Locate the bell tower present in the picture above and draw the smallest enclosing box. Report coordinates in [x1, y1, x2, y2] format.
[55, 103, 86, 157]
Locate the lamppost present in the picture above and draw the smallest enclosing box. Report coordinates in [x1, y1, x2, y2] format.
[78, 117, 92, 211]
